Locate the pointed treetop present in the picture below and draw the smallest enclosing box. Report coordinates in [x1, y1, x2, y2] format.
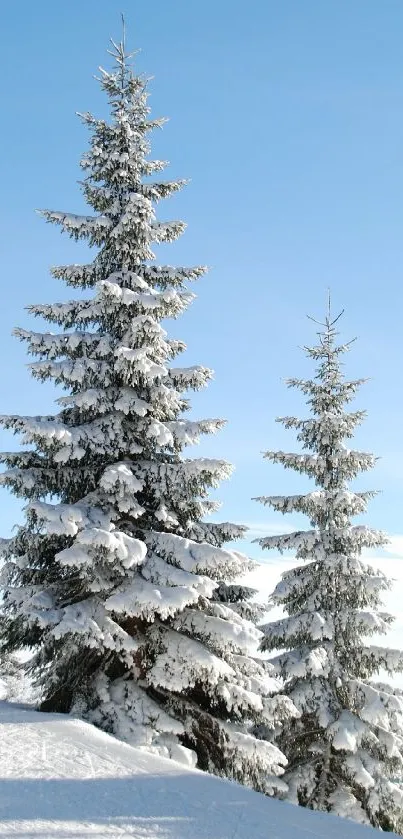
[302, 293, 357, 366]
[106, 19, 130, 80]
[307, 290, 344, 332]
[121, 12, 126, 53]
[107, 14, 138, 67]
[97, 16, 146, 105]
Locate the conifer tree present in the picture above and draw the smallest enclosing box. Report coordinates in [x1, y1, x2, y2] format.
[255, 306, 403, 829]
[0, 31, 295, 789]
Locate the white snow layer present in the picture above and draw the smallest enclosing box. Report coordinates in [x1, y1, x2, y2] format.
[0, 700, 396, 839]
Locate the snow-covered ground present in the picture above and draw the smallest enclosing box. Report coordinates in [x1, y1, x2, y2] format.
[0, 700, 398, 839]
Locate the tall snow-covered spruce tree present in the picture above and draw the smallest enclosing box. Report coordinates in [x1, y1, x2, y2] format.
[255, 307, 403, 830]
[0, 33, 295, 789]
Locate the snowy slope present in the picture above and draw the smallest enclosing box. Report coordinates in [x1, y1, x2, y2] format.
[0, 701, 397, 839]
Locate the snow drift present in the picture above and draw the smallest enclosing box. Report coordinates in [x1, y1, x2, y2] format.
[0, 700, 398, 839]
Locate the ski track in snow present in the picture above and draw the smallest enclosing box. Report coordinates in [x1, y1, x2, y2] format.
[0, 701, 397, 839]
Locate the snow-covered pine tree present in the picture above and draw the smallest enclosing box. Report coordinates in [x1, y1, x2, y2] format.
[0, 32, 295, 790]
[254, 306, 403, 830]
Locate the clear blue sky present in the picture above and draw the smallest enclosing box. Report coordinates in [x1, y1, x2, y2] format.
[1, 0, 403, 558]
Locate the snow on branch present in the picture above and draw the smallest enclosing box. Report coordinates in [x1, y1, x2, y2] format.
[105, 577, 200, 621]
[254, 489, 373, 518]
[29, 499, 110, 536]
[263, 448, 376, 483]
[255, 525, 387, 556]
[140, 264, 208, 288]
[38, 209, 112, 245]
[142, 553, 217, 598]
[149, 530, 253, 580]
[14, 327, 113, 360]
[166, 418, 226, 446]
[169, 366, 213, 390]
[56, 527, 146, 571]
[147, 627, 235, 693]
[173, 607, 262, 657]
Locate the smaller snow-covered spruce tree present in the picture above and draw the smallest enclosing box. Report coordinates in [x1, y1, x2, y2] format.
[0, 30, 296, 792]
[255, 306, 403, 831]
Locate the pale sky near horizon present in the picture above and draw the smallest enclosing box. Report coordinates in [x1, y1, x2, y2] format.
[2, 0, 403, 609]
